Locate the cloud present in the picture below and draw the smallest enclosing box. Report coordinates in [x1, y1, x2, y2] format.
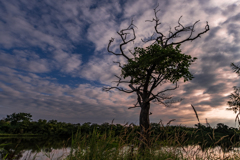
[79, 54, 122, 84]
[0, 50, 52, 73]
[0, 0, 240, 127]
[0, 0, 86, 74]
[0, 65, 137, 123]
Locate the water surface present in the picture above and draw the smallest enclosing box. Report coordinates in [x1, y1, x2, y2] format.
[0, 136, 71, 159]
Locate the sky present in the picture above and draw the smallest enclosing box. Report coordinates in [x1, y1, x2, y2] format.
[0, 0, 240, 127]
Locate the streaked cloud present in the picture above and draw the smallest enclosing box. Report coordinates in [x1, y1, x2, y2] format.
[0, 0, 240, 127]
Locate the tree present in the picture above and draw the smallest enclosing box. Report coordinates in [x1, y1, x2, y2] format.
[227, 63, 240, 126]
[5, 112, 32, 125]
[231, 63, 240, 75]
[103, 5, 209, 150]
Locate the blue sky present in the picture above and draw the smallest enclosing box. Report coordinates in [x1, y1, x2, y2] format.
[0, 0, 240, 127]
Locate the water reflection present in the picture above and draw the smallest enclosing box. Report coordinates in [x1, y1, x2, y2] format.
[21, 148, 71, 160]
[0, 136, 71, 160]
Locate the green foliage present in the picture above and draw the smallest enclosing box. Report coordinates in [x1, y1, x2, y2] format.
[121, 44, 197, 84]
[0, 113, 80, 136]
[231, 63, 240, 76]
[5, 113, 32, 125]
[227, 86, 240, 114]
[228, 63, 240, 125]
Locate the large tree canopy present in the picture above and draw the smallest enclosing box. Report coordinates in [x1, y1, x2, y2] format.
[122, 44, 196, 84]
[120, 44, 197, 107]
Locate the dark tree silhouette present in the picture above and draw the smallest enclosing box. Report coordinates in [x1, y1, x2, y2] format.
[5, 112, 32, 125]
[103, 5, 209, 150]
[227, 63, 240, 127]
[231, 63, 240, 75]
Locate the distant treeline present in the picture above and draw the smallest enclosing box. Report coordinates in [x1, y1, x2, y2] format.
[0, 113, 240, 149]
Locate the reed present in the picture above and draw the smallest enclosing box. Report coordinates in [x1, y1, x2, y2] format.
[64, 105, 240, 160]
[65, 125, 240, 159]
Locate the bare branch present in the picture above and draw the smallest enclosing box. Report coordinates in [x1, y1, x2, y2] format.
[107, 38, 122, 56]
[128, 100, 141, 109]
[148, 74, 165, 97]
[107, 19, 137, 60]
[114, 75, 122, 86]
[129, 84, 136, 91]
[103, 86, 135, 93]
[164, 98, 183, 105]
[158, 100, 171, 107]
[128, 105, 140, 109]
[143, 4, 209, 47]
[141, 32, 155, 43]
[128, 84, 143, 106]
[175, 16, 184, 31]
[137, 93, 142, 106]
[157, 83, 178, 95]
[129, 49, 135, 57]
[149, 83, 178, 102]
[111, 74, 134, 86]
[165, 21, 209, 47]
[112, 80, 132, 84]
[113, 61, 123, 69]
[231, 63, 240, 76]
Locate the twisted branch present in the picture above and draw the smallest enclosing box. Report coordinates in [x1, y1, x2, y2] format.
[107, 18, 137, 60]
[144, 5, 209, 47]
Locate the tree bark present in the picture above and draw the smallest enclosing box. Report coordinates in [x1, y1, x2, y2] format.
[139, 101, 151, 151]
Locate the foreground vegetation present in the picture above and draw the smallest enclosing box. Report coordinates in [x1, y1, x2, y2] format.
[1, 113, 240, 159]
[66, 126, 240, 160]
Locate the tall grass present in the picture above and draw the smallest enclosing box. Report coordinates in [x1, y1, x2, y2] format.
[64, 106, 240, 160]
[65, 128, 240, 159]
[66, 127, 184, 160]
[64, 126, 240, 159]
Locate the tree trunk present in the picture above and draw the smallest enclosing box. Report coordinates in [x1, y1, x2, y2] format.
[139, 101, 150, 151]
